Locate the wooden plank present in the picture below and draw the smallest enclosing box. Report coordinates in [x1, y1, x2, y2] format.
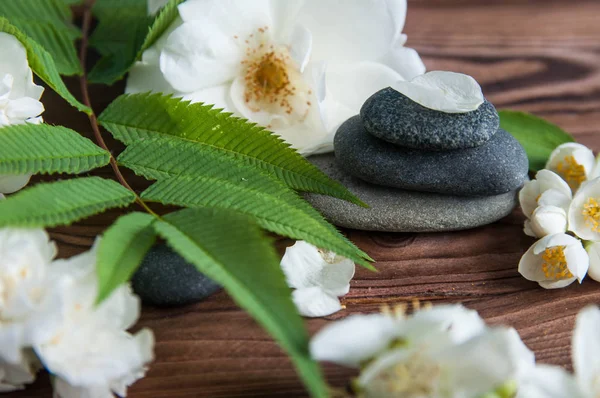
[10, 0, 600, 396]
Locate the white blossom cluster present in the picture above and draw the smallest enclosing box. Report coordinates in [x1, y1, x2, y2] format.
[0, 229, 154, 397]
[518, 143, 600, 288]
[311, 303, 600, 398]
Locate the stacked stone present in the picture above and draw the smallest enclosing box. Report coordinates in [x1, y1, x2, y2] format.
[305, 87, 529, 232]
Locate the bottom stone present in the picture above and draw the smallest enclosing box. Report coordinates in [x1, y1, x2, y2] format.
[132, 244, 222, 306]
[305, 154, 519, 232]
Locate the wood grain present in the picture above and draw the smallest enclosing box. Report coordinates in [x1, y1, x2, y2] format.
[10, 0, 600, 396]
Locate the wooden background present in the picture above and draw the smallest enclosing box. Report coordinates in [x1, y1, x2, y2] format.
[11, 0, 600, 396]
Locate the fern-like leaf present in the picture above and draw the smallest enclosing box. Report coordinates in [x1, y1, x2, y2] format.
[118, 138, 372, 267]
[96, 212, 157, 303]
[155, 208, 328, 398]
[0, 177, 136, 227]
[0, 124, 109, 174]
[0, 17, 90, 114]
[88, 0, 151, 85]
[88, 0, 184, 85]
[0, 0, 81, 75]
[99, 93, 366, 206]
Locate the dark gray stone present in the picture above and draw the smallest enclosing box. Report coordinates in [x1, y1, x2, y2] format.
[132, 244, 221, 306]
[305, 154, 518, 232]
[334, 115, 528, 197]
[361, 87, 499, 150]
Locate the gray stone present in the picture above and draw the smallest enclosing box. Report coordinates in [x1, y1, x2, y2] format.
[305, 154, 518, 232]
[334, 115, 528, 197]
[132, 244, 221, 307]
[361, 87, 499, 150]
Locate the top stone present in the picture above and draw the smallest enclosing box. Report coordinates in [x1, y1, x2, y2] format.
[361, 87, 500, 151]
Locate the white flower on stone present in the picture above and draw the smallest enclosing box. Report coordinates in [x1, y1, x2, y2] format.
[519, 169, 572, 219]
[131, 0, 425, 155]
[0, 32, 45, 194]
[568, 177, 600, 241]
[311, 304, 534, 398]
[516, 306, 600, 398]
[546, 143, 596, 192]
[33, 245, 155, 398]
[280, 241, 354, 317]
[518, 233, 589, 289]
[391, 71, 484, 113]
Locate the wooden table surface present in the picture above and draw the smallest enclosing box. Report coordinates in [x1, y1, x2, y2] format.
[12, 0, 600, 396]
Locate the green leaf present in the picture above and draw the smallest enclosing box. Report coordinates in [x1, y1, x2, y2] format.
[0, 177, 136, 227]
[499, 110, 576, 172]
[0, 17, 90, 114]
[88, 0, 151, 85]
[155, 208, 328, 398]
[99, 93, 366, 206]
[0, 124, 109, 175]
[96, 212, 156, 304]
[88, 0, 185, 85]
[118, 138, 372, 267]
[0, 0, 81, 75]
[140, 0, 185, 52]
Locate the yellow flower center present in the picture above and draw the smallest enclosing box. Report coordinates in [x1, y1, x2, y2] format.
[365, 355, 440, 397]
[556, 155, 586, 191]
[541, 246, 573, 280]
[583, 197, 600, 232]
[238, 27, 312, 129]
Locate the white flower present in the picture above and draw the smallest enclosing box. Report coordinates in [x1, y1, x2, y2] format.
[310, 304, 534, 398]
[0, 32, 45, 194]
[280, 241, 354, 317]
[568, 177, 600, 241]
[516, 306, 600, 398]
[33, 245, 155, 398]
[519, 169, 572, 219]
[0, 228, 57, 364]
[131, 0, 425, 155]
[524, 206, 568, 238]
[518, 233, 589, 289]
[391, 71, 484, 113]
[546, 143, 596, 192]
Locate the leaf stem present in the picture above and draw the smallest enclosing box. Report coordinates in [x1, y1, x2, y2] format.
[79, 0, 158, 218]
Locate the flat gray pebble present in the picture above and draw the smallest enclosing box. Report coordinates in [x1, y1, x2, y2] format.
[334, 115, 528, 197]
[304, 154, 518, 232]
[132, 244, 221, 307]
[361, 87, 499, 150]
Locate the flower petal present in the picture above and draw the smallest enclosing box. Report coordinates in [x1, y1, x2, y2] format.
[326, 61, 403, 116]
[0, 33, 44, 100]
[319, 257, 355, 297]
[527, 206, 568, 238]
[0, 174, 31, 194]
[280, 241, 328, 289]
[378, 45, 426, 81]
[391, 71, 485, 113]
[177, 0, 272, 34]
[564, 243, 589, 283]
[289, 25, 312, 73]
[160, 21, 241, 93]
[519, 179, 541, 218]
[585, 241, 600, 282]
[568, 177, 600, 241]
[5, 97, 44, 121]
[573, 306, 600, 397]
[296, 0, 405, 63]
[438, 328, 535, 397]
[538, 277, 577, 289]
[546, 143, 595, 189]
[292, 287, 342, 317]
[517, 365, 584, 398]
[536, 169, 572, 199]
[310, 313, 400, 367]
[181, 84, 232, 111]
[518, 242, 547, 282]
